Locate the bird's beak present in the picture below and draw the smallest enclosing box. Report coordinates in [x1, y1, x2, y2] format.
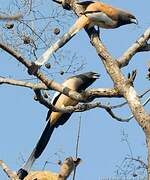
[130, 18, 138, 24]
[93, 73, 100, 79]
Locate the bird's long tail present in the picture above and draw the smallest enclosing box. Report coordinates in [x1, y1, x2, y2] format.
[17, 121, 55, 179]
[34, 15, 89, 66]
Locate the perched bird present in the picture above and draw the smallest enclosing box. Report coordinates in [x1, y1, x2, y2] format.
[30, 1, 137, 73]
[17, 72, 100, 179]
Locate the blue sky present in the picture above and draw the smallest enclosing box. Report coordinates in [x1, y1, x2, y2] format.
[0, 0, 150, 179]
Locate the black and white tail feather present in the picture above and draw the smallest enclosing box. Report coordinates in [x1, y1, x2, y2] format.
[17, 91, 61, 179]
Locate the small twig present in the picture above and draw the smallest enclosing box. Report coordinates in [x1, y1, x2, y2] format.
[0, 77, 48, 90]
[34, 89, 51, 109]
[105, 107, 132, 122]
[140, 88, 150, 98]
[0, 14, 22, 21]
[0, 160, 18, 180]
[112, 87, 150, 109]
[111, 96, 150, 121]
[58, 157, 81, 180]
[138, 43, 150, 52]
[125, 157, 148, 169]
[121, 130, 133, 158]
[142, 96, 150, 107]
[116, 131, 147, 178]
[72, 116, 82, 180]
[117, 26, 150, 68]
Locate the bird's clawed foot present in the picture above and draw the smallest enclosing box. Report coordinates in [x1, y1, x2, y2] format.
[28, 62, 40, 75]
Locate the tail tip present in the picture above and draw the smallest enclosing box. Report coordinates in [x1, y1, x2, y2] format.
[17, 168, 28, 179]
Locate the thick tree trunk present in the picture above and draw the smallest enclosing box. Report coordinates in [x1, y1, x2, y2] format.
[146, 134, 150, 179]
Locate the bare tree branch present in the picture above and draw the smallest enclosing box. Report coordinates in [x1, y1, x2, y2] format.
[2, 77, 149, 121]
[117, 26, 150, 68]
[0, 42, 31, 68]
[0, 160, 18, 180]
[0, 76, 122, 99]
[112, 87, 150, 109]
[58, 157, 81, 180]
[0, 157, 80, 180]
[84, 88, 122, 98]
[0, 77, 48, 90]
[125, 157, 148, 169]
[0, 14, 22, 21]
[34, 90, 132, 122]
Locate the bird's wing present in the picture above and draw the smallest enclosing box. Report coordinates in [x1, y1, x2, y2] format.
[84, 1, 120, 21]
[84, 10, 114, 24]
